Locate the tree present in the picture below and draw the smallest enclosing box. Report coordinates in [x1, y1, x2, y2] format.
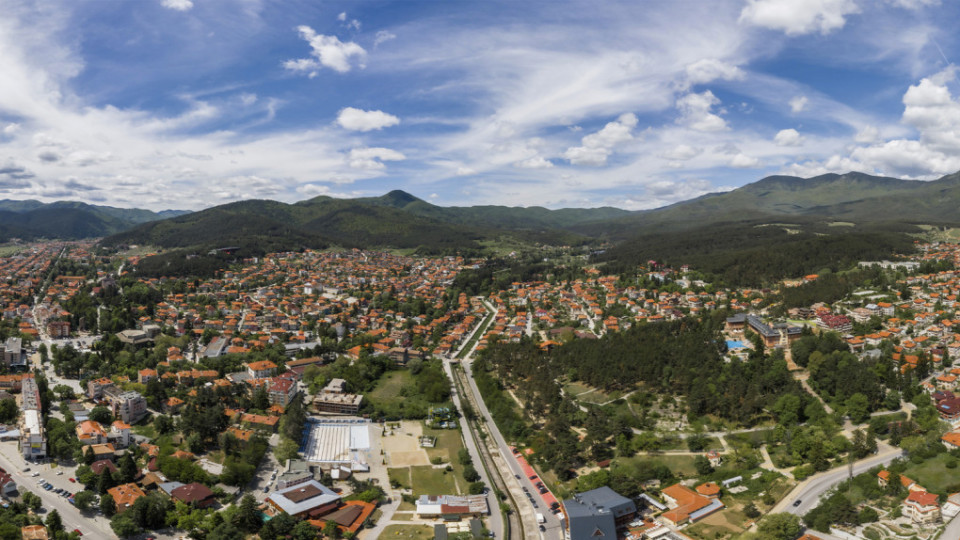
[119, 453, 138, 483]
[694, 455, 714, 476]
[758, 513, 802, 540]
[845, 393, 870, 424]
[89, 405, 113, 425]
[859, 506, 879, 523]
[74, 490, 96, 511]
[323, 520, 341, 539]
[743, 501, 761, 519]
[292, 521, 318, 540]
[110, 513, 141, 538]
[154, 414, 174, 435]
[101, 492, 117, 517]
[252, 386, 269, 411]
[233, 495, 262, 533]
[46, 509, 64, 533]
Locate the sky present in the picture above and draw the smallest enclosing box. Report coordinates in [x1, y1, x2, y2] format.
[1, 0, 960, 212]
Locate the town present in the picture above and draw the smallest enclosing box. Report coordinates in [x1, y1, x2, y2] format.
[0, 237, 952, 540]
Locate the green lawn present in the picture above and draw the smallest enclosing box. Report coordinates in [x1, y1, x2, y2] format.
[902, 453, 960, 494]
[423, 427, 468, 478]
[389, 464, 462, 497]
[132, 423, 157, 439]
[369, 370, 414, 404]
[410, 465, 460, 496]
[613, 454, 699, 477]
[366, 366, 454, 419]
[381, 525, 435, 539]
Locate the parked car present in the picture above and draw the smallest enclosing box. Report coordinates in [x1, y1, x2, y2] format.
[68, 478, 76, 483]
[72, 530, 82, 537]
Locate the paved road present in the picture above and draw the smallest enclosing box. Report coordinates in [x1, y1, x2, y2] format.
[0, 443, 114, 538]
[773, 446, 904, 516]
[458, 302, 562, 539]
[939, 514, 960, 539]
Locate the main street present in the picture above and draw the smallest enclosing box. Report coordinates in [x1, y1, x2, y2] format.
[456, 299, 563, 540]
[0, 442, 114, 538]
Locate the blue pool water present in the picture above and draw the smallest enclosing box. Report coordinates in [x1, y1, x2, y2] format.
[726, 340, 745, 349]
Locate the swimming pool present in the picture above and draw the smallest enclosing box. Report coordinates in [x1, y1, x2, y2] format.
[726, 340, 745, 349]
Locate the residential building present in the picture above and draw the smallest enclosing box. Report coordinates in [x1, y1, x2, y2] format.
[110, 420, 132, 448]
[76, 420, 108, 445]
[87, 377, 115, 400]
[1, 337, 25, 367]
[20, 525, 48, 540]
[19, 377, 45, 459]
[0, 469, 17, 496]
[563, 486, 636, 539]
[247, 360, 278, 379]
[108, 483, 147, 514]
[138, 369, 157, 384]
[266, 480, 341, 518]
[268, 376, 299, 407]
[313, 392, 364, 415]
[903, 490, 941, 525]
[47, 320, 70, 338]
[109, 391, 148, 424]
[171, 483, 216, 508]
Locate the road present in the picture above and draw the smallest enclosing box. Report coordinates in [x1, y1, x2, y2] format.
[0, 442, 114, 538]
[458, 300, 562, 540]
[772, 446, 904, 516]
[939, 513, 960, 539]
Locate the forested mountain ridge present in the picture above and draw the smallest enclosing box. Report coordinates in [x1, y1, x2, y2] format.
[0, 199, 189, 242]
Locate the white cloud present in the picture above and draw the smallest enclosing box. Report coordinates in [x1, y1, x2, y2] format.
[661, 144, 701, 160]
[774, 128, 805, 146]
[337, 12, 347, 22]
[730, 153, 761, 168]
[854, 125, 879, 143]
[348, 147, 406, 170]
[684, 58, 745, 86]
[284, 26, 367, 76]
[789, 95, 808, 113]
[2, 123, 18, 135]
[888, 0, 939, 8]
[455, 166, 476, 176]
[900, 68, 960, 151]
[515, 156, 553, 169]
[739, 0, 860, 36]
[374, 31, 396, 48]
[563, 113, 638, 166]
[336, 107, 400, 132]
[161, 0, 194, 11]
[676, 91, 728, 131]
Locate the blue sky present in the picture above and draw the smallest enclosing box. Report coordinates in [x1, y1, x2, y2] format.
[1, 0, 959, 211]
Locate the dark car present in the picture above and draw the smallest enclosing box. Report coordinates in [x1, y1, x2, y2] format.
[792, 499, 802, 507]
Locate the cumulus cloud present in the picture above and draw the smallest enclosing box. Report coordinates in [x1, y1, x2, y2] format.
[336, 107, 400, 132]
[347, 147, 406, 170]
[676, 91, 728, 131]
[774, 128, 805, 146]
[854, 125, 879, 143]
[900, 68, 960, 151]
[789, 95, 808, 113]
[661, 144, 702, 161]
[284, 26, 367, 76]
[684, 58, 745, 86]
[2, 123, 19, 135]
[160, 0, 193, 11]
[888, 0, 939, 8]
[456, 166, 476, 176]
[563, 113, 638, 166]
[514, 156, 553, 169]
[730, 153, 761, 168]
[739, 0, 860, 35]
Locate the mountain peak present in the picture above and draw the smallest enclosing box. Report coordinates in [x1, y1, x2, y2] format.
[379, 190, 422, 207]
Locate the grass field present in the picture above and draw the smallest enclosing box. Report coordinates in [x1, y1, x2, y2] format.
[0, 245, 23, 257]
[368, 370, 415, 404]
[367, 367, 453, 418]
[132, 423, 157, 439]
[902, 453, 960, 494]
[389, 464, 462, 497]
[381, 525, 435, 539]
[614, 454, 699, 477]
[423, 427, 469, 478]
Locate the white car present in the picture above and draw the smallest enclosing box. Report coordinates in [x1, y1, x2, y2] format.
[32, 472, 40, 477]
[56, 471, 63, 475]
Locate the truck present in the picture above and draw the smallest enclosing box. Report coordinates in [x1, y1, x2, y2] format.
[536, 513, 546, 524]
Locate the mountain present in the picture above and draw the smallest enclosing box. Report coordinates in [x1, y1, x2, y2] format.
[0, 199, 190, 242]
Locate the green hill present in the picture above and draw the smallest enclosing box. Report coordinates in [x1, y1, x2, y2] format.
[0, 200, 189, 242]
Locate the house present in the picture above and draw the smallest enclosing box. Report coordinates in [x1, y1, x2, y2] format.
[247, 360, 278, 379]
[138, 369, 158, 384]
[90, 459, 118, 476]
[903, 490, 941, 525]
[705, 450, 723, 468]
[108, 483, 147, 514]
[563, 486, 636, 539]
[307, 501, 377, 536]
[171, 482, 217, 508]
[20, 526, 48, 540]
[83, 443, 116, 461]
[76, 420, 108, 445]
[660, 483, 725, 526]
[111, 420, 131, 448]
[241, 413, 280, 432]
[165, 396, 185, 414]
[415, 494, 489, 519]
[942, 431, 960, 450]
[0, 469, 17, 496]
[878, 470, 891, 488]
[266, 480, 341, 518]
